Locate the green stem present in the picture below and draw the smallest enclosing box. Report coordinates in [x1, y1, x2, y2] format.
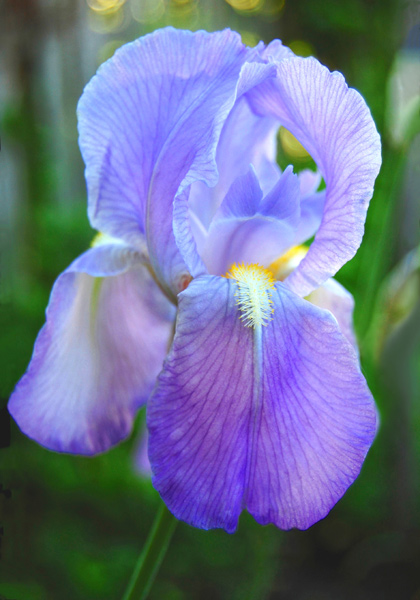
[123, 503, 177, 600]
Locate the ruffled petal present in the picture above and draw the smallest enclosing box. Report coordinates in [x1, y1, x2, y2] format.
[307, 278, 357, 349]
[78, 27, 265, 297]
[201, 166, 300, 274]
[247, 56, 381, 296]
[172, 61, 282, 280]
[148, 275, 376, 532]
[9, 244, 175, 455]
[187, 94, 280, 231]
[260, 38, 295, 63]
[186, 38, 294, 231]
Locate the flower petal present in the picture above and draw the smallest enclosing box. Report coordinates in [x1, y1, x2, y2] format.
[148, 276, 376, 532]
[307, 278, 357, 349]
[260, 38, 295, 63]
[9, 244, 175, 455]
[298, 168, 322, 197]
[134, 423, 152, 477]
[247, 56, 381, 296]
[187, 93, 280, 231]
[246, 282, 375, 529]
[172, 60, 281, 280]
[186, 39, 294, 232]
[78, 28, 263, 297]
[201, 166, 300, 274]
[148, 276, 250, 532]
[294, 190, 326, 245]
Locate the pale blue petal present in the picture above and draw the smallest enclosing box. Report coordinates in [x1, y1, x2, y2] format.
[200, 166, 300, 274]
[9, 244, 175, 455]
[247, 56, 381, 296]
[78, 28, 254, 297]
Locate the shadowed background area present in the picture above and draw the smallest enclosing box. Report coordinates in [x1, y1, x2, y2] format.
[1, 0, 420, 598]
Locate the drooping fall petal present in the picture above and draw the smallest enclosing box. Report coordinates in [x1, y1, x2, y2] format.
[148, 275, 376, 532]
[9, 244, 174, 455]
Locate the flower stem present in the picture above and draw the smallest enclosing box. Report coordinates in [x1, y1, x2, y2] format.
[123, 502, 177, 600]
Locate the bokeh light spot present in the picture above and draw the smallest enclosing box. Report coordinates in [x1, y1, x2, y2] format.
[87, 0, 126, 14]
[97, 40, 125, 65]
[225, 0, 265, 14]
[130, 0, 165, 23]
[87, 4, 125, 33]
[261, 0, 285, 17]
[289, 40, 315, 57]
[167, 0, 199, 22]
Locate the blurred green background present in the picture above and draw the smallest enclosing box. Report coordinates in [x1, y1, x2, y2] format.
[1, 0, 420, 598]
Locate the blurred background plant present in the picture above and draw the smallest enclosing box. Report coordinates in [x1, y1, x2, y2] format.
[0, 0, 419, 599]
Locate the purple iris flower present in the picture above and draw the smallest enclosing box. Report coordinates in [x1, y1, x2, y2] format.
[9, 28, 381, 532]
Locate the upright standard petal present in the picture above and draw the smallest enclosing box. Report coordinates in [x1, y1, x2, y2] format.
[247, 56, 381, 296]
[170, 59, 282, 282]
[186, 38, 293, 231]
[78, 27, 262, 297]
[148, 275, 376, 532]
[9, 244, 175, 455]
[200, 166, 300, 274]
[187, 93, 280, 232]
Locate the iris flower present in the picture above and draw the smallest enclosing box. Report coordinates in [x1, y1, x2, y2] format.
[9, 28, 381, 532]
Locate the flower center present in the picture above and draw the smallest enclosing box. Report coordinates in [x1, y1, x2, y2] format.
[225, 263, 275, 328]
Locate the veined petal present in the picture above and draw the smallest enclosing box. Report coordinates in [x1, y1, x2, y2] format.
[148, 276, 251, 532]
[9, 244, 175, 455]
[187, 93, 279, 231]
[148, 275, 376, 532]
[78, 27, 265, 298]
[247, 56, 381, 296]
[260, 39, 295, 63]
[172, 59, 281, 281]
[246, 281, 375, 529]
[200, 166, 300, 274]
[186, 40, 293, 232]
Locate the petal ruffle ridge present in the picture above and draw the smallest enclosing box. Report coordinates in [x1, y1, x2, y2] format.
[247, 56, 381, 296]
[148, 276, 376, 532]
[9, 244, 175, 455]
